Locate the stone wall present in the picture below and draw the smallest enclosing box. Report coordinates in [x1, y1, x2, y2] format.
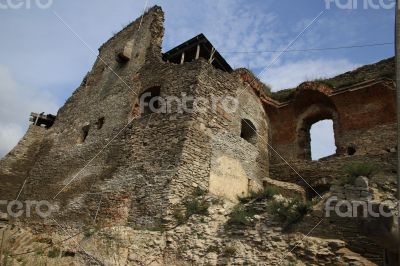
[0, 6, 269, 228]
[0, 125, 47, 202]
[167, 62, 269, 205]
[270, 152, 397, 198]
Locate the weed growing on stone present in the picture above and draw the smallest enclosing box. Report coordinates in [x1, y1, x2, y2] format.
[83, 225, 101, 238]
[226, 204, 256, 227]
[172, 197, 210, 225]
[267, 197, 312, 231]
[238, 187, 278, 203]
[192, 187, 207, 197]
[222, 245, 236, 257]
[172, 208, 187, 225]
[1, 250, 11, 266]
[206, 245, 220, 253]
[338, 161, 377, 185]
[47, 247, 61, 258]
[185, 199, 209, 217]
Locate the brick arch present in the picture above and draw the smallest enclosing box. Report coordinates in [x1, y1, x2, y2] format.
[296, 104, 339, 160]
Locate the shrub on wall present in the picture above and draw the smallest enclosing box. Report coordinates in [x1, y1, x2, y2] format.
[338, 161, 377, 185]
[267, 196, 312, 231]
[226, 205, 256, 227]
[238, 187, 278, 203]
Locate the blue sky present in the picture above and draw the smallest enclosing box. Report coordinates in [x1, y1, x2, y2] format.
[0, 0, 395, 158]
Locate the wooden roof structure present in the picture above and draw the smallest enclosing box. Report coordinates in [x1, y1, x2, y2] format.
[162, 34, 233, 73]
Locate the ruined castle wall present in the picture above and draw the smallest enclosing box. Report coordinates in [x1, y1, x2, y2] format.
[269, 152, 396, 198]
[167, 63, 269, 204]
[121, 61, 204, 226]
[0, 5, 269, 227]
[332, 82, 396, 156]
[0, 7, 173, 227]
[267, 81, 396, 162]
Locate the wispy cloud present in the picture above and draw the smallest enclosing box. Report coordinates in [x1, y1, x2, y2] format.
[162, 0, 282, 69]
[261, 58, 358, 91]
[0, 65, 58, 157]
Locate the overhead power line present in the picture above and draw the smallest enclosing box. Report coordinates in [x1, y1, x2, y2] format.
[221, 42, 394, 54]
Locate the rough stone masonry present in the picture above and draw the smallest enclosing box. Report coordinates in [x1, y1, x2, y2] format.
[0, 5, 398, 265]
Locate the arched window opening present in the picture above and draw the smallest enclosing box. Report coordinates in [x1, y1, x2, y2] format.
[78, 124, 90, 144]
[240, 119, 257, 145]
[310, 120, 336, 160]
[139, 87, 161, 115]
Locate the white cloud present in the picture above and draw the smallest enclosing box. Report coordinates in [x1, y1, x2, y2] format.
[261, 58, 359, 91]
[161, 0, 281, 69]
[0, 124, 25, 157]
[0, 65, 58, 157]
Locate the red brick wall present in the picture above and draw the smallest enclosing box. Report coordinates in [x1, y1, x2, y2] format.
[265, 80, 396, 162]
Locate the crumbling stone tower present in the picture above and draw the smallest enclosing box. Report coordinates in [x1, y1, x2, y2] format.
[0, 6, 269, 228]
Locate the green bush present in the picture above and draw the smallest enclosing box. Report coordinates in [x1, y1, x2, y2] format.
[34, 247, 44, 256]
[269, 88, 296, 102]
[238, 187, 278, 203]
[223, 245, 237, 257]
[185, 199, 209, 217]
[267, 198, 312, 230]
[192, 187, 207, 197]
[143, 223, 165, 232]
[338, 162, 377, 185]
[172, 198, 210, 225]
[206, 245, 220, 253]
[227, 205, 256, 226]
[83, 226, 98, 238]
[48, 247, 61, 258]
[2, 251, 11, 266]
[173, 208, 188, 225]
[210, 197, 223, 205]
[344, 161, 377, 178]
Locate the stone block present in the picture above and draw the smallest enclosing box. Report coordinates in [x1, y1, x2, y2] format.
[354, 176, 369, 189]
[118, 40, 134, 62]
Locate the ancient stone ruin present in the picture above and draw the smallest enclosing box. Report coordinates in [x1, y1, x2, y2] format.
[0, 6, 398, 265]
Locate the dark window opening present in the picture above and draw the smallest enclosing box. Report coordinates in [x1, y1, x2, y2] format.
[139, 87, 161, 115]
[78, 124, 90, 144]
[347, 145, 356, 155]
[96, 117, 105, 130]
[240, 119, 257, 145]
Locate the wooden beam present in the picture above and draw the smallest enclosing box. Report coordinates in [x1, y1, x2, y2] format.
[209, 47, 215, 63]
[180, 52, 185, 64]
[195, 44, 200, 60]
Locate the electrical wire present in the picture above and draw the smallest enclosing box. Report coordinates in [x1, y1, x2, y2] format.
[221, 42, 394, 54]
